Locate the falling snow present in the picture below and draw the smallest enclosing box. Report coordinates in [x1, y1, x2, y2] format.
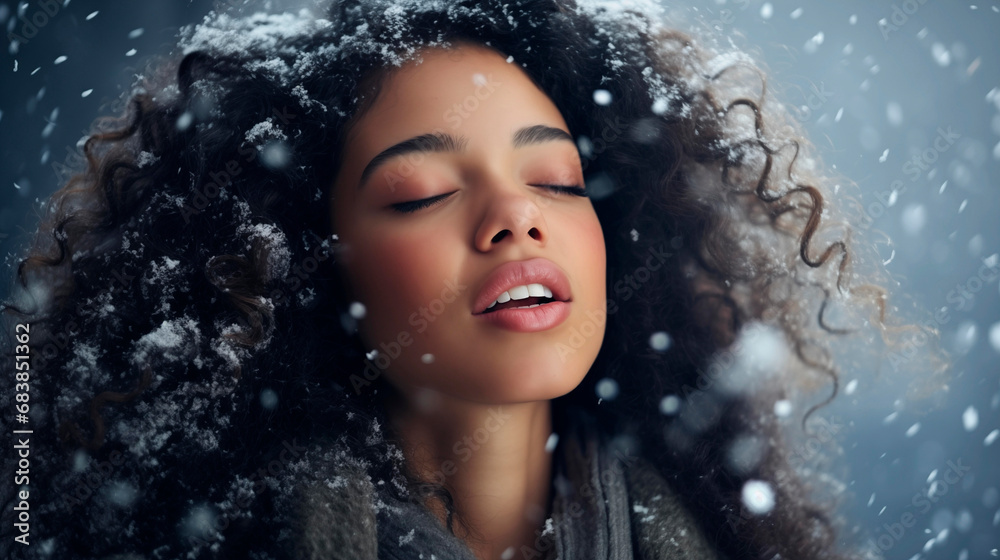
[741, 480, 775, 514]
[349, 301, 367, 319]
[985, 430, 999, 446]
[596, 378, 619, 400]
[593, 89, 612, 105]
[962, 406, 979, 431]
[773, 400, 792, 417]
[659, 395, 680, 415]
[1, 1, 996, 558]
[649, 331, 671, 351]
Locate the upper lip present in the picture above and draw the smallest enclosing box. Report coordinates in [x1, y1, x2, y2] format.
[473, 257, 572, 315]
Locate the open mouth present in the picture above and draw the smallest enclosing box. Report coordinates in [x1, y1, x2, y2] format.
[473, 259, 573, 318]
[480, 295, 559, 313]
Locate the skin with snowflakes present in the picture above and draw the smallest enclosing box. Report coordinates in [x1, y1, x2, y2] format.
[0, 1, 946, 559]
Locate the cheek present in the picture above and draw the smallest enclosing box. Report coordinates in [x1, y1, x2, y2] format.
[348, 229, 456, 337]
[578, 214, 607, 295]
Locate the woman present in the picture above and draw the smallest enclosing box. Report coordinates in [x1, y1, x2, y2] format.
[1, 0, 915, 558]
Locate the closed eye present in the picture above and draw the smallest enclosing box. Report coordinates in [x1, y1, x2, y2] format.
[390, 192, 455, 214]
[534, 184, 589, 197]
[389, 184, 588, 214]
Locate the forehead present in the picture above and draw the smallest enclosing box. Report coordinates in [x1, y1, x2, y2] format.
[345, 42, 566, 140]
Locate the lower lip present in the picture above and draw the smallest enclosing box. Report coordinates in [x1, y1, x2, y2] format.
[475, 301, 571, 332]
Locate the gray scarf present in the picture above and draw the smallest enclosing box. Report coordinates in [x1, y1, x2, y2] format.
[372, 408, 635, 560]
[291, 406, 721, 560]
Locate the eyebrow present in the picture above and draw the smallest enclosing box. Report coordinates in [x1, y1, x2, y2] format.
[358, 124, 575, 189]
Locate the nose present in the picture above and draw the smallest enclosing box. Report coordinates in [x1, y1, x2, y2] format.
[473, 185, 548, 253]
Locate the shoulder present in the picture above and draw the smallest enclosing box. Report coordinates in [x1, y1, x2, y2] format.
[283, 440, 477, 560]
[621, 451, 724, 560]
[284, 442, 379, 560]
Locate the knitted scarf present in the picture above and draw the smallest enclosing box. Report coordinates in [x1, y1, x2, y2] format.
[291, 405, 721, 560]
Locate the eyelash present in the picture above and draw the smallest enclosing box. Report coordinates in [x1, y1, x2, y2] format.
[390, 184, 588, 214]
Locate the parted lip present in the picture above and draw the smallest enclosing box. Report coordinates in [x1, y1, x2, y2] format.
[472, 257, 572, 315]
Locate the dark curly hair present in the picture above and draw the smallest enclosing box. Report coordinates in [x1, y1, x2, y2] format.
[0, 0, 941, 558]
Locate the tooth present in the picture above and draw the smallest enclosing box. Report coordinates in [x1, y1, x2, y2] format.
[487, 300, 496, 309]
[527, 283, 546, 297]
[496, 291, 511, 304]
[508, 285, 530, 300]
[543, 286, 552, 298]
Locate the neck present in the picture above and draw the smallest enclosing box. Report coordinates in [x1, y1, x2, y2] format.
[381, 384, 554, 560]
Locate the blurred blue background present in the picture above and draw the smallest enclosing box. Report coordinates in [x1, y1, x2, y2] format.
[1, 0, 997, 558]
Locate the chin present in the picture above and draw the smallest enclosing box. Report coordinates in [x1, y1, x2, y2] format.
[471, 359, 591, 404]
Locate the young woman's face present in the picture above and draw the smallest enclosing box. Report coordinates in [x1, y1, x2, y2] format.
[329, 43, 606, 405]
